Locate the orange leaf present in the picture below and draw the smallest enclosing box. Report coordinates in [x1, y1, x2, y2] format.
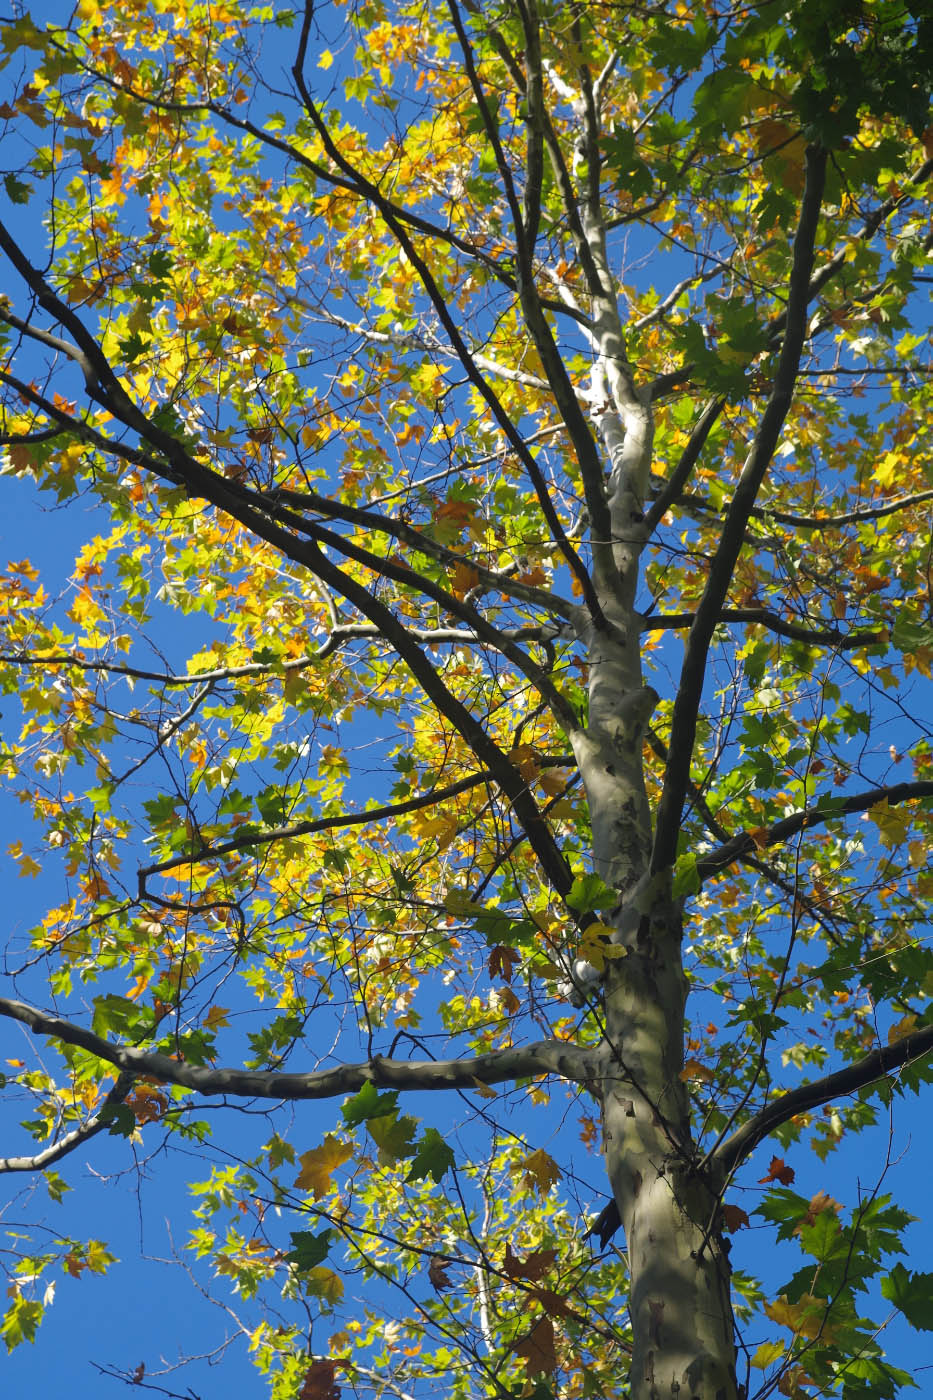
[679, 1058, 715, 1083]
[759, 1155, 795, 1186]
[722, 1203, 750, 1232]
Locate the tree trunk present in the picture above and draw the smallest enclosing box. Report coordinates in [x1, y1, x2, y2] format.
[573, 616, 739, 1399]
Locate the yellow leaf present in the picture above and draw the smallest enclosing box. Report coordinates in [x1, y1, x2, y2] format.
[679, 1058, 715, 1083]
[507, 743, 540, 781]
[866, 798, 911, 847]
[470, 1076, 497, 1100]
[764, 1292, 833, 1341]
[301, 1266, 344, 1304]
[874, 449, 900, 488]
[520, 1147, 560, 1196]
[751, 1340, 785, 1368]
[204, 1004, 231, 1030]
[295, 1134, 353, 1198]
[318, 48, 334, 70]
[888, 1012, 918, 1044]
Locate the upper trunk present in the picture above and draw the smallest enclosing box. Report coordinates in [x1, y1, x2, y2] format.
[571, 519, 739, 1400]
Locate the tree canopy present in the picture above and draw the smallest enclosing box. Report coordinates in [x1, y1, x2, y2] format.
[2, 1, 933, 1397]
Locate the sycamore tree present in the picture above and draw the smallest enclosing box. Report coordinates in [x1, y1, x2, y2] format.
[2, 1, 933, 1397]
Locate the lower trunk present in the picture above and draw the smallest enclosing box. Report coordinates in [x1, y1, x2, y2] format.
[601, 910, 739, 1400]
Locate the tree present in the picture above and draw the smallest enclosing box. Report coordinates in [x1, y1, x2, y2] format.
[1, 0, 933, 1395]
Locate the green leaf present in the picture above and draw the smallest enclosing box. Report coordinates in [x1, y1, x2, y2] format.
[368, 1112, 419, 1163]
[3, 173, 33, 204]
[285, 1229, 333, 1270]
[881, 1263, 933, 1331]
[341, 1081, 400, 1127]
[672, 853, 700, 898]
[407, 1127, 455, 1183]
[565, 874, 616, 914]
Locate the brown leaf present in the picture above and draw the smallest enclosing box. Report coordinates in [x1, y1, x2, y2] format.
[758, 1155, 795, 1186]
[721, 1203, 750, 1232]
[531, 1286, 576, 1319]
[428, 1256, 453, 1291]
[131, 1364, 145, 1385]
[503, 1242, 556, 1281]
[514, 1316, 557, 1375]
[488, 944, 520, 983]
[299, 1359, 340, 1400]
[796, 1191, 842, 1231]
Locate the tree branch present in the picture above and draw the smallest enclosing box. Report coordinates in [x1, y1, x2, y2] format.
[696, 779, 933, 883]
[0, 1070, 134, 1174]
[641, 608, 886, 651]
[651, 144, 828, 873]
[137, 758, 574, 895]
[0, 996, 596, 1096]
[715, 1024, 933, 1174]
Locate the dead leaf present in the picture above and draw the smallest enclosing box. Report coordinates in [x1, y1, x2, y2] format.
[514, 1316, 557, 1375]
[299, 1359, 340, 1400]
[428, 1257, 453, 1291]
[503, 1242, 557, 1281]
[721, 1203, 750, 1232]
[758, 1154, 795, 1186]
[488, 944, 520, 983]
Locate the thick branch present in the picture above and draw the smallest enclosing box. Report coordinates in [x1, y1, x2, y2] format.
[652, 144, 828, 873]
[138, 757, 575, 894]
[715, 1024, 933, 1173]
[0, 996, 595, 1096]
[641, 608, 886, 651]
[697, 780, 933, 883]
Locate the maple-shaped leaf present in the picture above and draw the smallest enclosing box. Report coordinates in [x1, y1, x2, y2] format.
[721, 1203, 751, 1232]
[286, 1229, 333, 1270]
[514, 1316, 557, 1375]
[758, 1155, 795, 1186]
[520, 1148, 560, 1196]
[302, 1267, 344, 1305]
[531, 1286, 576, 1319]
[679, 1058, 715, 1084]
[764, 1292, 835, 1341]
[368, 1112, 419, 1163]
[798, 1191, 842, 1229]
[507, 743, 540, 780]
[888, 1012, 919, 1044]
[450, 561, 481, 598]
[428, 1256, 453, 1291]
[407, 1127, 455, 1183]
[299, 1358, 340, 1400]
[488, 944, 520, 983]
[867, 797, 912, 847]
[295, 1135, 353, 1198]
[881, 1263, 933, 1331]
[503, 1243, 557, 1281]
[341, 1081, 400, 1127]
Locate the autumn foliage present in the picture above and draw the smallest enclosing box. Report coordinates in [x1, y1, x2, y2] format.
[1, 1, 933, 1397]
